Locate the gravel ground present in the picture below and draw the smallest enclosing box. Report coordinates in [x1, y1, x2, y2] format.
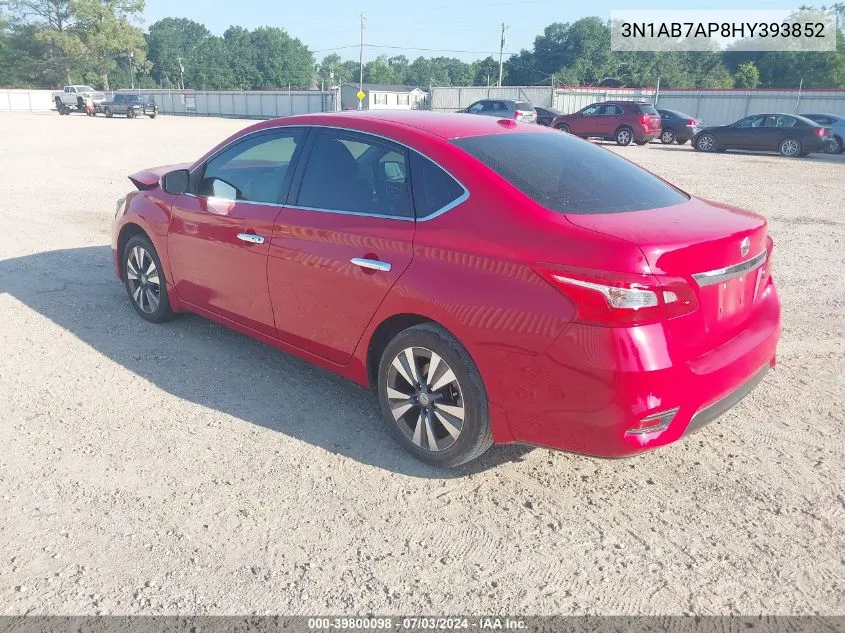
[0, 112, 843, 616]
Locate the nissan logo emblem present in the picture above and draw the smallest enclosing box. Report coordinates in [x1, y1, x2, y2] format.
[740, 237, 751, 257]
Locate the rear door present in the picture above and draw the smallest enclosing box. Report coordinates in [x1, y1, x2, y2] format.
[167, 128, 307, 335]
[594, 104, 622, 137]
[267, 128, 415, 363]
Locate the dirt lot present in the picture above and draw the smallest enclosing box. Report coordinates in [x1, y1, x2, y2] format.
[0, 112, 842, 616]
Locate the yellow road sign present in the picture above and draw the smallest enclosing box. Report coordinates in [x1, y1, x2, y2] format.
[356, 90, 365, 101]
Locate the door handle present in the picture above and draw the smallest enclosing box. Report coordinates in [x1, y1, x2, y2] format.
[350, 258, 391, 272]
[237, 233, 265, 245]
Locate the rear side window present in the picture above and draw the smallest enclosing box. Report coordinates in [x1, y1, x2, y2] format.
[451, 133, 687, 215]
[636, 104, 659, 115]
[410, 153, 465, 218]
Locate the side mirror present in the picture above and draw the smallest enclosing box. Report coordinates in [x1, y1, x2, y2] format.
[162, 169, 190, 195]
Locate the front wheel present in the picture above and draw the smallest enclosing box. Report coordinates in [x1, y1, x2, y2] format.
[779, 137, 801, 157]
[615, 127, 633, 146]
[555, 122, 570, 133]
[377, 323, 493, 468]
[122, 235, 174, 323]
[126, 108, 136, 119]
[104, 107, 113, 118]
[695, 133, 717, 152]
[660, 129, 676, 144]
[828, 135, 843, 154]
[148, 113, 157, 119]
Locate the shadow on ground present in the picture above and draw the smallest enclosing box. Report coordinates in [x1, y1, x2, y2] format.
[0, 246, 533, 478]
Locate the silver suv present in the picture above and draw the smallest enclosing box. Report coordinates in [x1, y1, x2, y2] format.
[461, 99, 537, 123]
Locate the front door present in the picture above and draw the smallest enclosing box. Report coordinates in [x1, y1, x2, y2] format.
[267, 129, 416, 364]
[167, 127, 307, 336]
[572, 104, 600, 136]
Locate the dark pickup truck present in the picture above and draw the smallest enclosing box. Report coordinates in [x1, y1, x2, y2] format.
[102, 94, 158, 119]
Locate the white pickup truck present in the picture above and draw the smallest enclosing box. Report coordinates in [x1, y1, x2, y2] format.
[52, 85, 107, 114]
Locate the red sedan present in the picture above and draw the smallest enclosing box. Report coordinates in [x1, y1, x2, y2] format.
[112, 111, 780, 467]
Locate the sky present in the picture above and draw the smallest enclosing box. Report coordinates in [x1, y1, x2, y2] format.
[143, 0, 802, 63]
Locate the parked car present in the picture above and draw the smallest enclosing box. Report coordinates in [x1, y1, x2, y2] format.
[799, 113, 845, 154]
[113, 111, 780, 467]
[460, 99, 537, 123]
[533, 106, 563, 127]
[694, 114, 832, 157]
[551, 101, 662, 146]
[52, 85, 106, 115]
[103, 93, 158, 119]
[657, 109, 702, 144]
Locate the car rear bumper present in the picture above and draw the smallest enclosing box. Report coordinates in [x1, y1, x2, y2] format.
[490, 279, 781, 457]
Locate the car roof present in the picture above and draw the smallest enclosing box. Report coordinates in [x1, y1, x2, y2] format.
[242, 110, 553, 140]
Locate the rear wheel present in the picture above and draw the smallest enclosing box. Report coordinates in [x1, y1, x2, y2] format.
[122, 235, 173, 323]
[148, 113, 157, 119]
[104, 107, 113, 118]
[615, 126, 633, 146]
[779, 137, 801, 157]
[660, 129, 676, 144]
[695, 133, 717, 152]
[127, 108, 136, 119]
[377, 323, 492, 468]
[828, 135, 843, 154]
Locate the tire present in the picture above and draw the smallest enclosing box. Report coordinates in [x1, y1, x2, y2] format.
[555, 122, 570, 133]
[779, 137, 801, 157]
[77, 96, 84, 109]
[660, 128, 676, 144]
[61, 105, 71, 116]
[122, 235, 174, 323]
[695, 133, 717, 152]
[377, 323, 493, 468]
[828, 135, 843, 154]
[127, 108, 136, 119]
[104, 107, 113, 118]
[148, 113, 157, 119]
[615, 126, 633, 146]
[55, 98, 63, 113]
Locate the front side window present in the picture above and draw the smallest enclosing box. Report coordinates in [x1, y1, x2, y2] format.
[581, 105, 600, 117]
[452, 132, 687, 215]
[467, 102, 484, 113]
[297, 131, 411, 217]
[114, 95, 125, 104]
[195, 129, 304, 204]
[737, 116, 765, 128]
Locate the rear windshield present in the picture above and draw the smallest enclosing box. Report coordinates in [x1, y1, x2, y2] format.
[515, 101, 533, 111]
[451, 132, 688, 214]
[636, 104, 659, 115]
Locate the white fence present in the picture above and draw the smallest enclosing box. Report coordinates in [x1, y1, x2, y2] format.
[429, 85, 845, 126]
[0, 88, 338, 118]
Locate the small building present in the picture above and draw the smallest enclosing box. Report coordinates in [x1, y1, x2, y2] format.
[341, 83, 427, 111]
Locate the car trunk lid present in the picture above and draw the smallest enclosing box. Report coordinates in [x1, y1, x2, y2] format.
[566, 197, 770, 356]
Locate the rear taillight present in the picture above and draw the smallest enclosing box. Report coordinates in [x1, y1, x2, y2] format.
[514, 111, 522, 120]
[687, 119, 696, 126]
[637, 114, 648, 126]
[534, 265, 698, 327]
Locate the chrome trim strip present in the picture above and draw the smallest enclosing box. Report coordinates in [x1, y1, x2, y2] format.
[692, 249, 767, 287]
[293, 205, 414, 221]
[625, 407, 679, 436]
[350, 258, 392, 272]
[186, 122, 470, 222]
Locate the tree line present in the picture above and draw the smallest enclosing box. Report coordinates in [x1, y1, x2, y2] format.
[2, 1, 844, 91]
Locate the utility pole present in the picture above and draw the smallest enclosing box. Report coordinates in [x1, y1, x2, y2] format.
[129, 50, 134, 90]
[358, 13, 364, 90]
[497, 22, 508, 87]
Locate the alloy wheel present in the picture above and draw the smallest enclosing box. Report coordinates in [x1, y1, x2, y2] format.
[661, 129, 675, 144]
[780, 139, 799, 157]
[386, 346, 465, 452]
[617, 129, 632, 145]
[829, 136, 841, 153]
[125, 245, 161, 314]
[697, 134, 715, 152]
